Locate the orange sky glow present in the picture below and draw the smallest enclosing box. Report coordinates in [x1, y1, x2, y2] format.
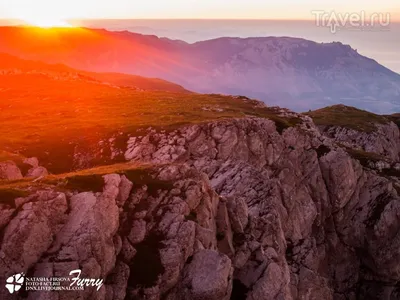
[0, 0, 398, 26]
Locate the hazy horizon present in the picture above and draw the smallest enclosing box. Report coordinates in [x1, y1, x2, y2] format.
[1, 0, 399, 19]
[4, 18, 395, 74]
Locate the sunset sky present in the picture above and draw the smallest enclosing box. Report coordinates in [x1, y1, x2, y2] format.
[0, 0, 399, 21]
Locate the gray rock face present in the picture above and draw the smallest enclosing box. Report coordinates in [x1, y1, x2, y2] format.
[177, 250, 233, 300]
[0, 204, 15, 230]
[0, 191, 68, 299]
[0, 157, 49, 180]
[23, 157, 39, 168]
[0, 165, 227, 300]
[320, 122, 400, 161]
[26, 166, 49, 178]
[0, 176, 121, 300]
[0, 161, 23, 180]
[1, 114, 400, 299]
[24, 158, 49, 178]
[122, 116, 400, 299]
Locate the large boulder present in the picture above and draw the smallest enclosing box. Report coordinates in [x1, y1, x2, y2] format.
[178, 250, 233, 300]
[23, 157, 39, 168]
[0, 191, 68, 275]
[26, 166, 49, 178]
[0, 161, 23, 180]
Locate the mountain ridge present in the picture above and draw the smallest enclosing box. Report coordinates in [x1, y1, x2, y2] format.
[1, 26, 399, 113]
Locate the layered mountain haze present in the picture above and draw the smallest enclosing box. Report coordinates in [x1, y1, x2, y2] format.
[0, 26, 399, 113]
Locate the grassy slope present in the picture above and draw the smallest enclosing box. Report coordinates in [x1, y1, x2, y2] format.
[306, 104, 389, 132]
[0, 55, 301, 173]
[386, 113, 400, 129]
[84, 71, 190, 93]
[0, 76, 299, 149]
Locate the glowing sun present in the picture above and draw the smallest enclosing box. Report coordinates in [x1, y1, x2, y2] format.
[23, 17, 72, 28]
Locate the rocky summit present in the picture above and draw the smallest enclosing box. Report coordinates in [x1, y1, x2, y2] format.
[1, 103, 400, 300]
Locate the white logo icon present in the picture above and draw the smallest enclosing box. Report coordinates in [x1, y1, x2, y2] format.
[5, 273, 25, 294]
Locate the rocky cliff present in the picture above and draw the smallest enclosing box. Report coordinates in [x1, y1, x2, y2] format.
[319, 122, 400, 161]
[1, 111, 400, 299]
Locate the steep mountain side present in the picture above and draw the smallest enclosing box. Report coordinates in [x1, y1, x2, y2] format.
[1, 112, 400, 299]
[121, 114, 400, 299]
[0, 27, 399, 113]
[189, 38, 400, 112]
[0, 164, 230, 300]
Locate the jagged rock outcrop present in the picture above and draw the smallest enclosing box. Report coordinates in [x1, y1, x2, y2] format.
[23, 157, 39, 169]
[319, 122, 400, 161]
[0, 165, 233, 300]
[1, 113, 400, 299]
[21, 157, 48, 178]
[174, 249, 233, 300]
[122, 116, 400, 299]
[0, 157, 49, 180]
[25, 166, 49, 178]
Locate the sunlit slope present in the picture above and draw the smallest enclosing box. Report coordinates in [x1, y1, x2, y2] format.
[0, 52, 190, 93]
[0, 26, 192, 80]
[0, 54, 300, 172]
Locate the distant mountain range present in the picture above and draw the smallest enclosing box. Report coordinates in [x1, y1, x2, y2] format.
[0, 26, 399, 113]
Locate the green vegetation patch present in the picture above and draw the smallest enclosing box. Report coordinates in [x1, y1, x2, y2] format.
[306, 105, 389, 133]
[342, 146, 386, 168]
[0, 162, 176, 202]
[44, 163, 175, 194]
[61, 174, 105, 193]
[0, 188, 30, 206]
[386, 114, 400, 129]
